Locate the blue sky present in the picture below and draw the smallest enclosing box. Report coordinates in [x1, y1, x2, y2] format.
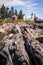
[0, 0, 43, 19]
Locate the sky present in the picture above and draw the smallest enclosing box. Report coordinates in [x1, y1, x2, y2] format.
[0, 0, 43, 19]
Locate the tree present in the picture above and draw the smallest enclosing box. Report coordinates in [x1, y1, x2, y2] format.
[1, 4, 7, 19]
[14, 9, 18, 16]
[8, 11, 12, 18]
[8, 6, 14, 18]
[18, 10, 24, 19]
[6, 7, 9, 18]
[11, 6, 14, 16]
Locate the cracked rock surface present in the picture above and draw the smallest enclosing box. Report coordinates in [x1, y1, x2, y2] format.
[0, 22, 43, 65]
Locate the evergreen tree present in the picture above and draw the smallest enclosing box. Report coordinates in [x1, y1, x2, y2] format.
[18, 10, 24, 19]
[8, 11, 12, 18]
[0, 5, 24, 19]
[6, 7, 9, 18]
[1, 4, 7, 19]
[14, 9, 18, 16]
[7, 6, 14, 18]
[11, 6, 14, 16]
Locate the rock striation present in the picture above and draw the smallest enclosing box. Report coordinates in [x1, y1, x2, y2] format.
[0, 22, 43, 65]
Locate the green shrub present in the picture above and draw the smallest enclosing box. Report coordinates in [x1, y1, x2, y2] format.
[0, 19, 4, 22]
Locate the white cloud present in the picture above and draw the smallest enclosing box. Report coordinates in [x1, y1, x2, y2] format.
[0, 0, 38, 13]
[0, 0, 38, 17]
[0, 0, 26, 7]
[25, 0, 38, 11]
[0, 0, 38, 8]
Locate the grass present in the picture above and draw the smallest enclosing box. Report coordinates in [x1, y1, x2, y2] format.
[0, 19, 4, 22]
[24, 19, 34, 23]
[0, 18, 34, 23]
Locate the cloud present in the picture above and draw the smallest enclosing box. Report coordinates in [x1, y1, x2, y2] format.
[0, 0, 38, 7]
[0, 0, 38, 16]
[24, 1, 38, 12]
[0, 0, 38, 12]
[0, 0, 26, 7]
[0, 0, 38, 14]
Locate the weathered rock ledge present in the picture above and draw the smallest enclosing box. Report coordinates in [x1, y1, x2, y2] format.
[0, 22, 43, 65]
